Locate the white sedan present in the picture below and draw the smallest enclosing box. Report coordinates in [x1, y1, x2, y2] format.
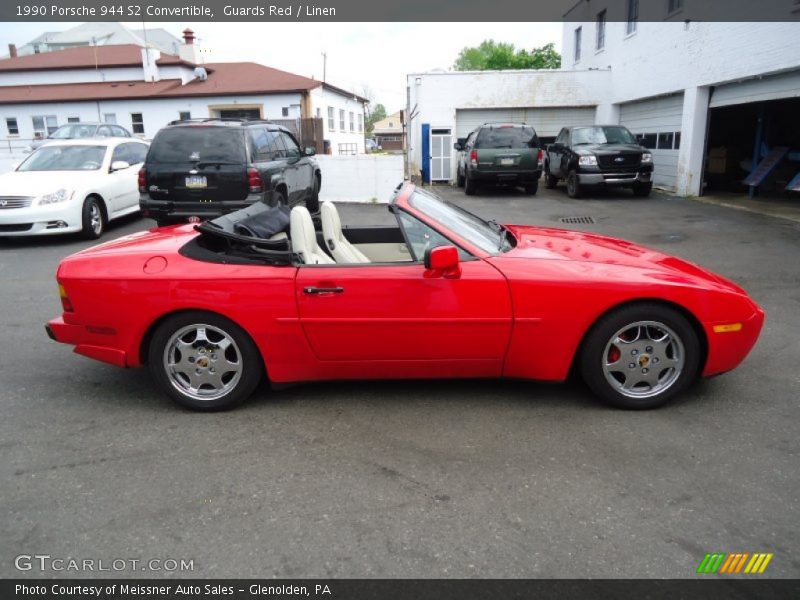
[0, 138, 148, 239]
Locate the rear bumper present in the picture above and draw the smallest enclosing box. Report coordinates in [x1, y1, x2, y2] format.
[46, 317, 128, 368]
[469, 169, 542, 184]
[140, 193, 264, 221]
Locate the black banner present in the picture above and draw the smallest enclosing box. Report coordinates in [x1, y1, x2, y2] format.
[1, 0, 799, 22]
[3, 579, 800, 600]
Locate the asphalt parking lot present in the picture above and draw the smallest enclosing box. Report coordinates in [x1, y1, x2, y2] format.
[1, 182, 798, 579]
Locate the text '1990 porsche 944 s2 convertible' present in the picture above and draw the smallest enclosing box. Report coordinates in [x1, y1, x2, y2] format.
[46, 183, 764, 411]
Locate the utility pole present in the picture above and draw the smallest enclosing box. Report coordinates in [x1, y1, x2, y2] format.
[321, 52, 327, 83]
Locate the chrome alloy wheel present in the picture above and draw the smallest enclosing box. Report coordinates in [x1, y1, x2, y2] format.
[163, 324, 243, 401]
[602, 320, 685, 399]
[89, 202, 102, 235]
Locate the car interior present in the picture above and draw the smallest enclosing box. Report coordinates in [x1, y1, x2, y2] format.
[187, 201, 415, 266]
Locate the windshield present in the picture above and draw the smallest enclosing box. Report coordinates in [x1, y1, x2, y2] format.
[50, 124, 98, 139]
[149, 127, 246, 163]
[407, 188, 511, 254]
[17, 145, 107, 171]
[572, 126, 637, 145]
[475, 126, 538, 149]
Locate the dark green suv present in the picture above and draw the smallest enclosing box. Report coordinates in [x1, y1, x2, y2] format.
[140, 119, 321, 226]
[454, 123, 543, 196]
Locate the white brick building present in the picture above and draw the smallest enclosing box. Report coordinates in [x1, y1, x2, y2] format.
[408, 7, 800, 197]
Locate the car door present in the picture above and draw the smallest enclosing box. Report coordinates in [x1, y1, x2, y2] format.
[277, 132, 306, 203]
[115, 142, 147, 209]
[294, 210, 513, 376]
[550, 128, 567, 175]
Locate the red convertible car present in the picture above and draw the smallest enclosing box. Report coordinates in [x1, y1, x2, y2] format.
[46, 183, 763, 411]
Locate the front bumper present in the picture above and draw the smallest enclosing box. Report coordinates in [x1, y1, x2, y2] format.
[577, 166, 653, 186]
[46, 316, 128, 367]
[0, 204, 82, 236]
[702, 306, 765, 377]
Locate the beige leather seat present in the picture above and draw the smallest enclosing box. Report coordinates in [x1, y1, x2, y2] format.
[321, 201, 370, 264]
[290, 206, 334, 265]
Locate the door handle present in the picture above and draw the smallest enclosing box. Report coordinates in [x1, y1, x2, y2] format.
[304, 286, 344, 295]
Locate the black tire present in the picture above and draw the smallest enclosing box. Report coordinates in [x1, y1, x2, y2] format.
[306, 174, 321, 213]
[464, 172, 477, 196]
[579, 303, 701, 410]
[273, 188, 288, 206]
[80, 196, 104, 240]
[633, 182, 653, 197]
[566, 170, 582, 198]
[148, 311, 264, 411]
[524, 180, 539, 195]
[545, 169, 559, 189]
[456, 168, 465, 187]
[155, 217, 171, 228]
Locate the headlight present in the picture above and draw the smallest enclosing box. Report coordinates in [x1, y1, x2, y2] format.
[38, 189, 73, 205]
[641, 153, 653, 163]
[578, 155, 597, 166]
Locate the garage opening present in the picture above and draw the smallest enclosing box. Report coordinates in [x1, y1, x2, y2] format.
[705, 97, 800, 198]
[216, 108, 262, 120]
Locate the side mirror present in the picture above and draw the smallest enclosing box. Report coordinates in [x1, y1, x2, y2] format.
[453, 142, 463, 151]
[424, 245, 461, 279]
[304, 147, 316, 156]
[110, 160, 130, 172]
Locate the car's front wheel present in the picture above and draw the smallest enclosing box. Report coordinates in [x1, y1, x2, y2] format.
[633, 182, 653, 197]
[306, 174, 321, 213]
[566, 170, 582, 198]
[545, 170, 559, 189]
[80, 196, 104, 240]
[579, 303, 701, 409]
[148, 311, 264, 411]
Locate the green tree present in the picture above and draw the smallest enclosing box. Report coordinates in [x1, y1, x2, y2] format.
[365, 103, 387, 135]
[454, 40, 561, 71]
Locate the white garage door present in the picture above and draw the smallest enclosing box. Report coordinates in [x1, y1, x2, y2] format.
[710, 70, 800, 108]
[455, 107, 596, 139]
[619, 93, 684, 191]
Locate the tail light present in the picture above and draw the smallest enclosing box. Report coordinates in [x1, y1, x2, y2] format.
[469, 149, 478, 166]
[248, 168, 263, 194]
[58, 283, 74, 313]
[138, 168, 146, 192]
[537, 149, 544, 163]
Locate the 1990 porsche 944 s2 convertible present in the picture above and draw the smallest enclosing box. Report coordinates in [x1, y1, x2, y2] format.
[47, 183, 764, 411]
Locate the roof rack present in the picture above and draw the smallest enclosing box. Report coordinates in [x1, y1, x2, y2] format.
[167, 117, 274, 126]
[482, 121, 528, 126]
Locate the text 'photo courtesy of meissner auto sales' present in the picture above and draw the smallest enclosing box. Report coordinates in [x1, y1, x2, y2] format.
[0, 2, 798, 599]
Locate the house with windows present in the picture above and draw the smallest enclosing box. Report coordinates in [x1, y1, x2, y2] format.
[407, 1, 800, 197]
[0, 27, 368, 155]
[371, 111, 405, 151]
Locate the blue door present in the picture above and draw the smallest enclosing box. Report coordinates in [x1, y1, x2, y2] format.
[421, 123, 430, 183]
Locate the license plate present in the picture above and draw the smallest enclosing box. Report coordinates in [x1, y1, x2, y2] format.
[185, 175, 207, 189]
[500, 158, 514, 166]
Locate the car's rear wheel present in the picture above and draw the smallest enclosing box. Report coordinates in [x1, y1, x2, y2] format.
[579, 303, 701, 410]
[633, 182, 653, 197]
[524, 180, 539, 195]
[80, 196, 104, 240]
[148, 311, 264, 411]
[545, 168, 559, 189]
[464, 172, 477, 195]
[273, 188, 288, 207]
[566, 170, 582, 198]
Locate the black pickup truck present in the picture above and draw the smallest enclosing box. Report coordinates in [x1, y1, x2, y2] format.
[544, 125, 654, 198]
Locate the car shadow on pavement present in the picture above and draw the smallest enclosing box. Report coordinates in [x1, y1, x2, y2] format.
[0, 212, 146, 248]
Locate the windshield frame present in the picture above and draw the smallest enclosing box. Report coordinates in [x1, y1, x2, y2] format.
[402, 187, 513, 257]
[16, 144, 109, 172]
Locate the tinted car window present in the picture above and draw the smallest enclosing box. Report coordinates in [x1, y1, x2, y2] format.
[278, 132, 301, 157]
[475, 126, 538, 149]
[249, 128, 282, 161]
[149, 128, 246, 163]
